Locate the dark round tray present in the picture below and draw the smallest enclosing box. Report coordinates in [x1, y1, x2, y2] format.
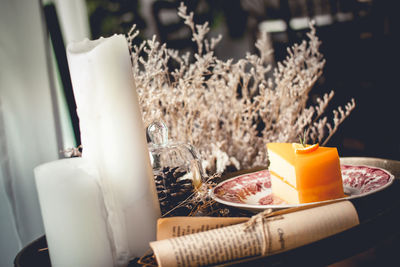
[14, 157, 400, 267]
[14, 235, 50, 267]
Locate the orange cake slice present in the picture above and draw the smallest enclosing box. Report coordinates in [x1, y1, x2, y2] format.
[267, 143, 344, 204]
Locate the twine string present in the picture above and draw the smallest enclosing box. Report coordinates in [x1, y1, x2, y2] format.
[243, 208, 274, 256]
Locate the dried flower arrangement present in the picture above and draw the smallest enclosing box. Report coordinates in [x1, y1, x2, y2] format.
[128, 3, 355, 175]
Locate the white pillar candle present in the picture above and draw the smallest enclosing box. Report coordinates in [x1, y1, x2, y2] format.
[34, 158, 113, 267]
[66, 34, 161, 264]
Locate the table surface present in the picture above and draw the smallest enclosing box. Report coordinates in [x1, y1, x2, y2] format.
[14, 157, 400, 267]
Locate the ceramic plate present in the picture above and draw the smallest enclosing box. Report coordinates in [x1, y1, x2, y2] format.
[210, 165, 395, 212]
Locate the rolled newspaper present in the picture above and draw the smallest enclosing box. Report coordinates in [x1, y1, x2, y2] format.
[151, 201, 359, 267]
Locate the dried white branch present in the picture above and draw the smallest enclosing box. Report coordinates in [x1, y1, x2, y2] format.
[321, 98, 356, 146]
[128, 4, 355, 174]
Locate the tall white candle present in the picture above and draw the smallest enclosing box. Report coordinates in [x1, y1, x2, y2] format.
[34, 158, 113, 267]
[66, 34, 161, 264]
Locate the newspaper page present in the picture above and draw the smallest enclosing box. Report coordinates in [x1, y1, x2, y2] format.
[150, 200, 360, 267]
[157, 217, 249, 240]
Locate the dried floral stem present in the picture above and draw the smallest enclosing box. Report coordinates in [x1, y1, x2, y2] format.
[128, 4, 355, 174]
[321, 98, 356, 146]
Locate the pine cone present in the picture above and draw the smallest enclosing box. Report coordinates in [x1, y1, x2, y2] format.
[154, 166, 194, 216]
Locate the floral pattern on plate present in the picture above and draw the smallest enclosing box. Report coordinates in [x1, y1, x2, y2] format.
[211, 165, 394, 211]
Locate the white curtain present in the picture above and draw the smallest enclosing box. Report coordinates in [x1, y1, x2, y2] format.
[0, 0, 90, 265]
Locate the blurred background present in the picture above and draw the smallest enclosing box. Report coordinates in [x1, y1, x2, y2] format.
[0, 0, 398, 266]
[84, 0, 399, 160]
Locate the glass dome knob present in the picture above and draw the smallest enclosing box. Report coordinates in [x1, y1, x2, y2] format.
[147, 120, 168, 147]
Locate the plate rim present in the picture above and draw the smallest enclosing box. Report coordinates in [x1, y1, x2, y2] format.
[210, 164, 395, 211]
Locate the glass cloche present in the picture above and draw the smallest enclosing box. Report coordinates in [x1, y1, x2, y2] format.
[147, 120, 205, 216]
